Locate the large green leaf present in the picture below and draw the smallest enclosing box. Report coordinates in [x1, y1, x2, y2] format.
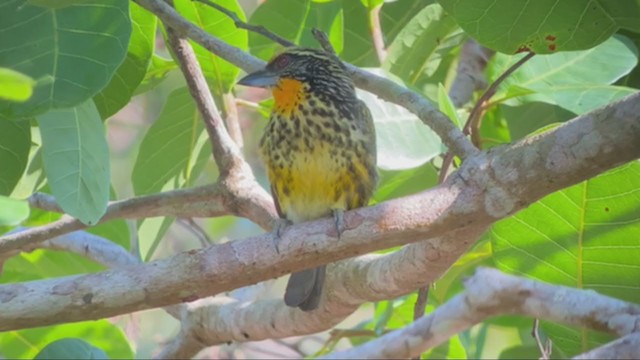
[372, 162, 438, 203]
[173, 0, 247, 94]
[93, 1, 157, 119]
[0, 68, 35, 102]
[131, 87, 205, 195]
[9, 129, 47, 200]
[491, 162, 640, 355]
[36, 100, 110, 225]
[490, 35, 639, 114]
[357, 84, 445, 170]
[247, 0, 309, 60]
[342, 0, 435, 67]
[0, 0, 131, 118]
[0, 119, 31, 195]
[249, 0, 342, 61]
[438, 0, 640, 54]
[383, 3, 463, 87]
[502, 102, 576, 141]
[0, 321, 132, 359]
[340, 0, 377, 66]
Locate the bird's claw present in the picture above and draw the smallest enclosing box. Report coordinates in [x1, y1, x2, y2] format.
[271, 218, 292, 254]
[332, 208, 346, 240]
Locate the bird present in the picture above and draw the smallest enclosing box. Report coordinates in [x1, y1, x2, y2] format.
[237, 47, 377, 311]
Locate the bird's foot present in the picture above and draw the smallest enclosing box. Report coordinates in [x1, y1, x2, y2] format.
[332, 208, 346, 240]
[270, 218, 292, 254]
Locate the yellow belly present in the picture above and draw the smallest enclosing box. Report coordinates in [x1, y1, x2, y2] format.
[266, 141, 369, 224]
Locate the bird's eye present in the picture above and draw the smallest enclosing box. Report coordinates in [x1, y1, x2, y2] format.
[274, 55, 290, 69]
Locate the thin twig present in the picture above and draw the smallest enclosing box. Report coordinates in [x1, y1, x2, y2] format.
[411, 286, 430, 360]
[438, 152, 456, 183]
[222, 92, 244, 147]
[192, 0, 294, 47]
[532, 319, 552, 360]
[177, 218, 213, 247]
[462, 52, 535, 142]
[368, 4, 386, 63]
[311, 28, 336, 55]
[413, 287, 430, 321]
[438, 51, 535, 181]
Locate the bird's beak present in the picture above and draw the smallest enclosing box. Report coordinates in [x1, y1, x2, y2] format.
[237, 69, 279, 88]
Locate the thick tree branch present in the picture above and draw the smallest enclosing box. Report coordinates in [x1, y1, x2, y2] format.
[1, 92, 638, 331]
[322, 267, 640, 359]
[133, 0, 478, 159]
[157, 227, 486, 358]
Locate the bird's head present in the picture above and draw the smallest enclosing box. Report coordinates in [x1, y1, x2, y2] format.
[237, 48, 355, 115]
[237, 47, 347, 88]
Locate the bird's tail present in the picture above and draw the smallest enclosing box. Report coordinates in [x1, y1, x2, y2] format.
[284, 265, 326, 311]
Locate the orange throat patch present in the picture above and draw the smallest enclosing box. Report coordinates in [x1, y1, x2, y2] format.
[272, 78, 305, 116]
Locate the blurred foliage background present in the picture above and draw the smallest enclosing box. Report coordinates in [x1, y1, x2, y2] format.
[0, 0, 639, 358]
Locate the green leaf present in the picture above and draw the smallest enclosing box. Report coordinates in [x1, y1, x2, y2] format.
[356, 69, 445, 170]
[87, 187, 130, 250]
[36, 100, 110, 225]
[248, 0, 345, 61]
[173, 0, 247, 94]
[373, 162, 438, 203]
[380, 0, 435, 50]
[93, 2, 157, 119]
[501, 102, 575, 141]
[383, 4, 463, 87]
[341, 0, 378, 66]
[0, 68, 35, 102]
[0, 321, 132, 359]
[490, 35, 639, 114]
[298, 1, 345, 54]
[9, 131, 48, 200]
[0, 196, 29, 226]
[35, 338, 108, 360]
[0, 119, 31, 195]
[248, 0, 311, 60]
[0, 0, 131, 118]
[491, 162, 640, 355]
[131, 87, 205, 195]
[134, 55, 177, 95]
[139, 216, 175, 262]
[437, 83, 462, 128]
[438, 0, 640, 54]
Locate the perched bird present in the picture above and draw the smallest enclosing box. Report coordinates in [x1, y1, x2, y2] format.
[238, 48, 377, 311]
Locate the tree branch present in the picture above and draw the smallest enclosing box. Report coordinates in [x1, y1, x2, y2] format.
[321, 267, 640, 359]
[192, 0, 294, 47]
[1, 183, 277, 255]
[448, 40, 493, 108]
[1, 92, 638, 331]
[573, 332, 640, 359]
[165, 19, 244, 178]
[156, 227, 486, 358]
